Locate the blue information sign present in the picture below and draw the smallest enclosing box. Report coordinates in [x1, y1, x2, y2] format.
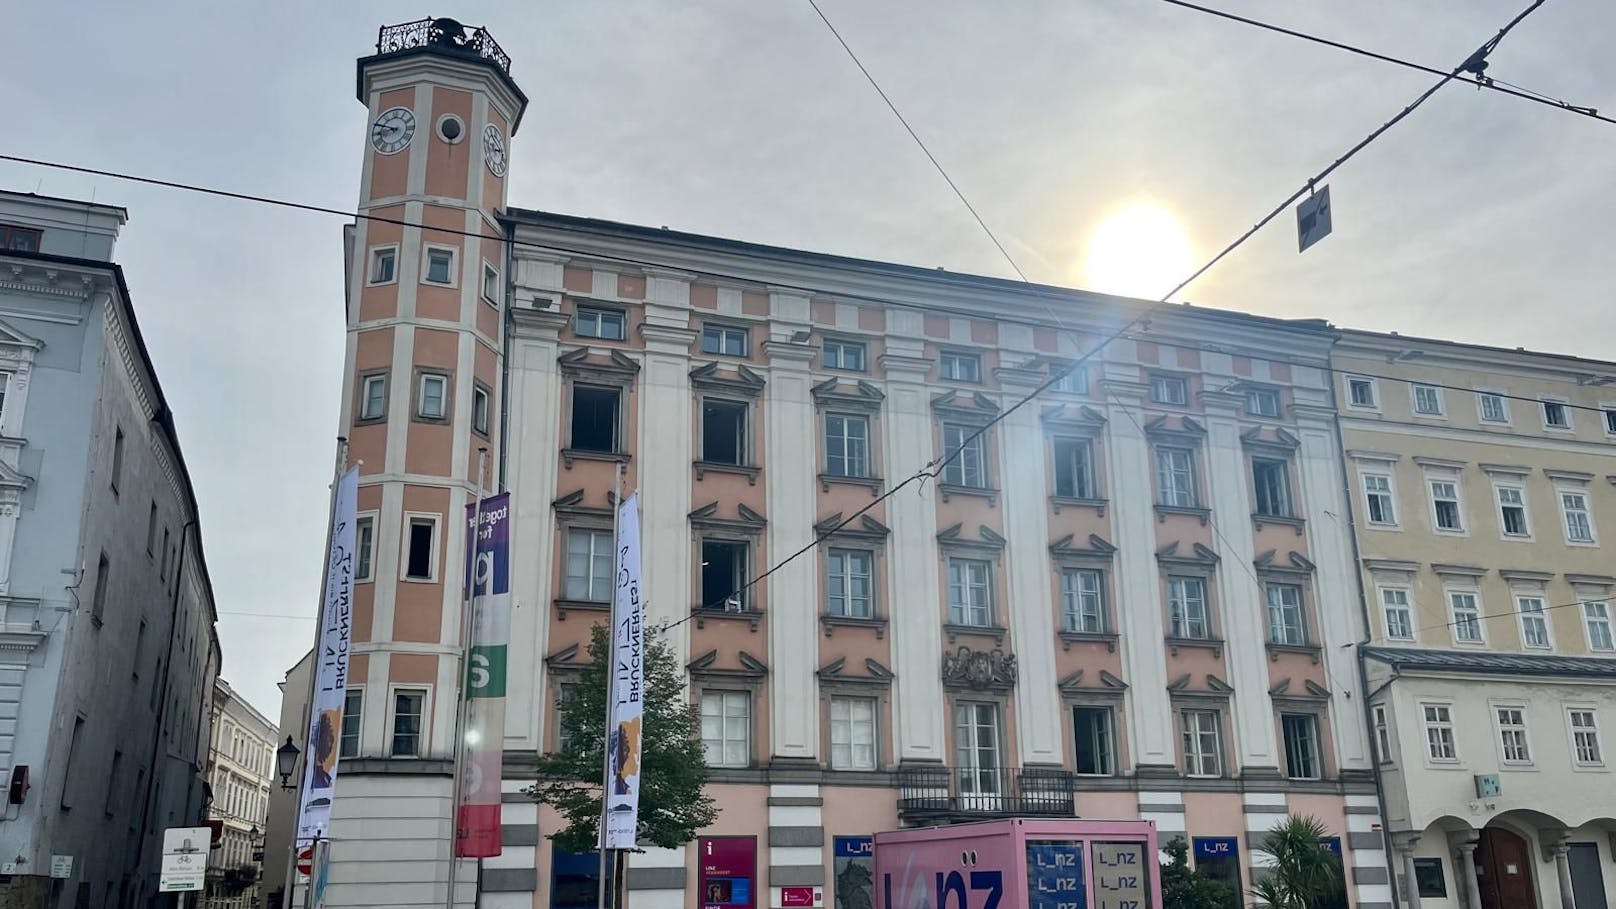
[1194, 837, 1239, 860]
[1027, 841, 1086, 909]
[834, 837, 873, 859]
[1319, 837, 1342, 856]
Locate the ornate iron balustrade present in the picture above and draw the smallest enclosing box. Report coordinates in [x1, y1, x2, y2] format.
[896, 766, 1076, 820]
[376, 18, 511, 75]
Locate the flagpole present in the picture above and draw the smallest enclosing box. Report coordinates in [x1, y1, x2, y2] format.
[446, 447, 489, 909]
[598, 461, 623, 909]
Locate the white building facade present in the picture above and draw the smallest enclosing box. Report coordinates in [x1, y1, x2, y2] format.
[205, 679, 277, 909]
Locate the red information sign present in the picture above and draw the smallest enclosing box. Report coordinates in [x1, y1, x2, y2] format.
[698, 836, 757, 909]
[780, 885, 820, 906]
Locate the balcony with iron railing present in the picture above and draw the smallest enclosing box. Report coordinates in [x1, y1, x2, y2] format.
[896, 766, 1077, 821]
[374, 17, 511, 76]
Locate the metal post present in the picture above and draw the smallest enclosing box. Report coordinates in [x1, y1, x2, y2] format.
[446, 448, 489, 909]
[597, 462, 624, 909]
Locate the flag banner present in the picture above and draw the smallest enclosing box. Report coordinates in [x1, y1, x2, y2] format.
[296, 466, 359, 842]
[456, 492, 510, 857]
[605, 493, 644, 850]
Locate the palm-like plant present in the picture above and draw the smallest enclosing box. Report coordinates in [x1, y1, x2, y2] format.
[1250, 815, 1344, 908]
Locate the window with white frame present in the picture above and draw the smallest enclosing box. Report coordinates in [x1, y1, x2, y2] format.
[368, 246, 397, 285]
[1246, 387, 1280, 417]
[1072, 706, 1115, 775]
[564, 528, 613, 602]
[939, 351, 981, 383]
[575, 306, 626, 341]
[1347, 377, 1377, 408]
[941, 423, 986, 488]
[1053, 367, 1087, 395]
[472, 384, 491, 436]
[390, 689, 426, 757]
[1583, 600, 1614, 652]
[1560, 490, 1596, 543]
[1449, 590, 1483, 643]
[953, 703, 1002, 795]
[701, 324, 749, 357]
[481, 262, 499, 303]
[826, 549, 873, 618]
[359, 373, 387, 421]
[1252, 458, 1293, 517]
[1380, 586, 1414, 640]
[1266, 583, 1306, 646]
[1422, 703, 1457, 762]
[1363, 473, 1397, 526]
[554, 682, 578, 752]
[948, 558, 993, 627]
[1412, 384, 1443, 415]
[700, 690, 750, 768]
[416, 372, 449, 420]
[423, 246, 456, 285]
[1569, 709, 1603, 766]
[1372, 704, 1393, 764]
[1061, 568, 1105, 634]
[355, 515, 375, 583]
[1429, 479, 1463, 532]
[1281, 713, 1322, 780]
[1542, 399, 1572, 429]
[1150, 374, 1188, 406]
[824, 413, 870, 479]
[340, 689, 363, 758]
[822, 339, 867, 372]
[829, 696, 877, 771]
[1053, 437, 1094, 499]
[1517, 596, 1551, 649]
[1181, 708, 1222, 777]
[1156, 447, 1198, 507]
[1496, 485, 1529, 537]
[1495, 707, 1531, 764]
[1479, 392, 1509, 424]
[1168, 576, 1210, 639]
[404, 515, 438, 581]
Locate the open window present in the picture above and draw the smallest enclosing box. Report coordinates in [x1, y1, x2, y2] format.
[570, 385, 620, 453]
[701, 399, 748, 466]
[701, 540, 749, 612]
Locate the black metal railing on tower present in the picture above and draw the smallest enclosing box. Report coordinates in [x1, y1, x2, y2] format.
[896, 766, 1077, 820]
[376, 18, 511, 75]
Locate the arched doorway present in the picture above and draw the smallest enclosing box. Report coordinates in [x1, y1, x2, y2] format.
[1475, 826, 1538, 909]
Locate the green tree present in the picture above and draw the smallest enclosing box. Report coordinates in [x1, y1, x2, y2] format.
[1160, 837, 1237, 909]
[527, 623, 719, 853]
[1250, 815, 1345, 909]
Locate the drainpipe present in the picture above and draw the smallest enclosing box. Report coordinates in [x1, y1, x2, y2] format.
[135, 514, 197, 901]
[498, 218, 514, 493]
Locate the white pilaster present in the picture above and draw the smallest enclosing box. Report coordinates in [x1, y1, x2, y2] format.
[639, 273, 697, 668]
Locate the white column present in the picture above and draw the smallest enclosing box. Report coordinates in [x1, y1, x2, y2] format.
[764, 291, 820, 761]
[639, 273, 698, 668]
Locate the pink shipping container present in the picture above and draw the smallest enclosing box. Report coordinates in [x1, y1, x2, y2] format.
[875, 818, 1160, 909]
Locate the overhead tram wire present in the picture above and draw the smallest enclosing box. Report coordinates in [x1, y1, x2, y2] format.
[1156, 0, 1612, 128]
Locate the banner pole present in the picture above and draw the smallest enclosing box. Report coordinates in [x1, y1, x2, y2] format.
[446, 447, 489, 909]
[597, 461, 623, 909]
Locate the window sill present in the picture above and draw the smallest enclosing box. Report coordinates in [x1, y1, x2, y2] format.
[819, 473, 884, 495]
[1059, 630, 1118, 653]
[1166, 636, 1223, 658]
[554, 598, 610, 620]
[354, 415, 387, 427]
[1252, 513, 1306, 535]
[562, 448, 631, 469]
[821, 614, 886, 639]
[1266, 642, 1322, 664]
[1155, 504, 1210, 525]
[694, 460, 760, 485]
[939, 483, 998, 507]
[693, 607, 762, 631]
[1050, 495, 1107, 516]
[944, 622, 1006, 644]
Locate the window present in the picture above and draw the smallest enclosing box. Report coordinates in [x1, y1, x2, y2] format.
[1061, 569, 1105, 634]
[1449, 591, 1482, 643]
[948, 558, 993, 627]
[0, 372, 9, 424]
[481, 262, 499, 303]
[822, 339, 866, 372]
[564, 529, 613, 602]
[1412, 384, 1443, 415]
[133, 621, 146, 680]
[1168, 576, 1210, 639]
[1584, 600, 1614, 652]
[416, 373, 449, 420]
[146, 502, 158, 556]
[1149, 374, 1188, 405]
[1561, 491, 1596, 543]
[404, 516, 437, 581]
[1372, 705, 1393, 764]
[575, 306, 626, 341]
[390, 690, 426, 757]
[701, 324, 748, 357]
[1517, 596, 1551, 649]
[1495, 707, 1531, 764]
[829, 697, 877, 771]
[826, 549, 873, 619]
[1543, 399, 1571, 429]
[939, 351, 981, 383]
[554, 683, 578, 752]
[700, 540, 749, 611]
[1053, 367, 1087, 395]
[570, 385, 620, 452]
[1155, 447, 1198, 507]
[1181, 709, 1222, 777]
[1246, 388, 1280, 417]
[1052, 438, 1094, 499]
[701, 399, 748, 466]
[1252, 458, 1293, 517]
[1281, 714, 1321, 779]
[340, 689, 363, 758]
[359, 374, 387, 421]
[1496, 486, 1529, 537]
[1479, 393, 1509, 424]
[1072, 707, 1115, 776]
[105, 750, 123, 817]
[355, 515, 375, 582]
[941, 423, 986, 488]
[1429, 479, 1463, 531]
[1380, 587, 1414, 640]
[1266, 583, 1305, 646]
[469, 384, 491, 436]
[1363, 473, 1397, 525]
[61, 716, 86, 809]
[368, 246, 396, 284]
[423, 247, 455, 285]
[0, 224, 42, 252]
[160, 528, 171, 580]
[953, 703, 1002, 795]
[1347, 377, 1377, 408]
[700, 690, 750, 767]
[1569, 709, 1603, 766]
[1606, 408, 1616, 436]
[91, 554, 110, 625]
[111, 426, 124, 493]
[1422, 703, 1457, 762]
[824, 414, 869, 479]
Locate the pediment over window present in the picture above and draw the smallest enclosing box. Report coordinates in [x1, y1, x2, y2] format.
[689, 501, 767, 532]
[552, 488, 612, 518]
[936, 523, 1005, 553]
[817, 656, 894, 687]
[1254, 550, 1314, 575]
[930, 390, 1000, 422]
[690, 361, 766, 396]
[1156, 541, 1219, 568]
[1167, 673, 1233, 697]
[688, 648, 769, 680]
[1057, 668, 1128, 694]
[558, 347, 640, 384]
[1049, 533, 1117, 558]
[1040, 404, 1107, 434]
[1144, 414, 1205, 443]
[814, 512, 889, 540]
[811, 377, 884, 412]
[1269, 677, 1331, 700]
[544, 643, 582, 670]
[0, 319, 43, 352]
[1240, 425, 1300, 453]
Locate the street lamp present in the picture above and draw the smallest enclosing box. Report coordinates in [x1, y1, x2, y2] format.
[275, 737, 300, 791]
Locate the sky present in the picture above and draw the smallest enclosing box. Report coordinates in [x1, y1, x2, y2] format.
[5, 0, 1613, 718]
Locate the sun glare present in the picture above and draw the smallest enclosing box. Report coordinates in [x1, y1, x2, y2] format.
[1083, 204, 1196, 300]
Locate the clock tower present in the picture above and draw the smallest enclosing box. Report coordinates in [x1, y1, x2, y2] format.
[330, 17, 526, 907]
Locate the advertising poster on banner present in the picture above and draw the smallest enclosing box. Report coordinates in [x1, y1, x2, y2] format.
[604, 493, 644, 850]
[699, 837, 757, 909]
[455, 492, 511, 857]
[296, 467, 359, 842]
[832, 837, 874, 909]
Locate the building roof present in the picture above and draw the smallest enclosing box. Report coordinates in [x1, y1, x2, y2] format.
[1362, 645, 1616, 679]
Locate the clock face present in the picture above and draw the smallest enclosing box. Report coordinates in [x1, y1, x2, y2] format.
[483, 124, 508, 177]
[370, 107, 416, 155]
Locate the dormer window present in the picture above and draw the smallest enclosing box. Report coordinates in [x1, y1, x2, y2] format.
[0, 224, 41, 253]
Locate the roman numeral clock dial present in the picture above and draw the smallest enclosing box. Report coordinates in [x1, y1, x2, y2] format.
[483, 124, 507, 177]
[370, 106, 416, 155]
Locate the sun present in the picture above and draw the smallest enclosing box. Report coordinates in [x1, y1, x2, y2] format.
[1082, 204, 1196, 300]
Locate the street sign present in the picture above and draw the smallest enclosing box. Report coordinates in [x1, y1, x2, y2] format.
[1296, 185, 1332, 252]
[158, 826, 210, 892]
[780, 886, 822, 907]
[49, 855, 72, 879]
[297, 846, 314, 877]
[1475, 774, 1502, 798]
